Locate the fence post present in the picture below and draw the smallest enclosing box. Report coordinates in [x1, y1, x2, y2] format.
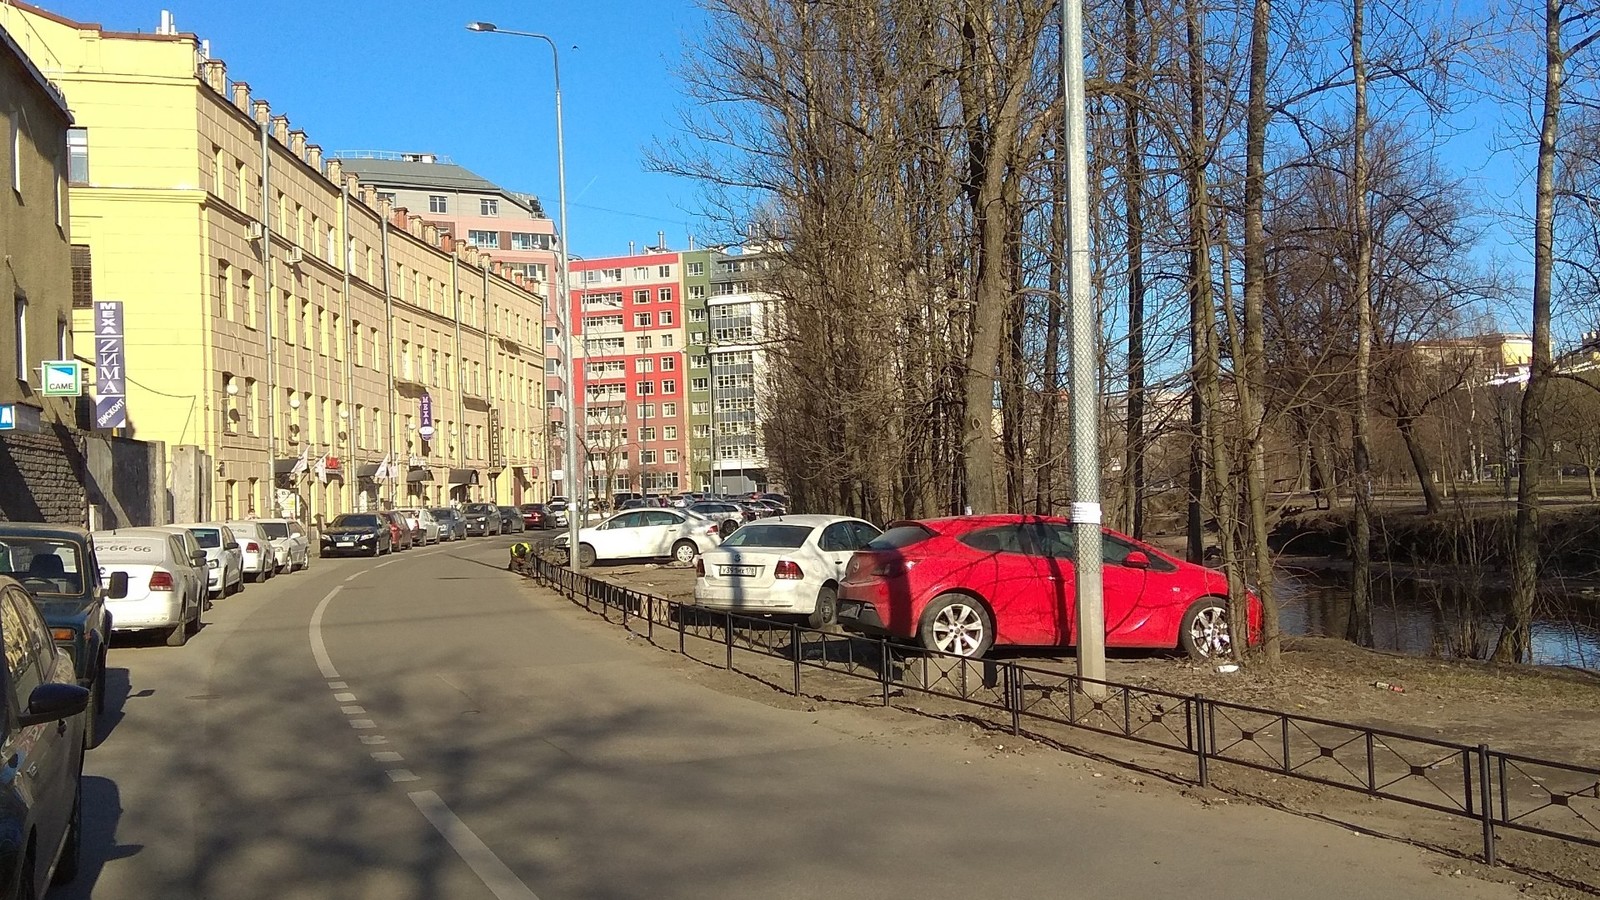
[1478, 744, 1496, 866]
[724, 612, 734, 670]
[1007, 664, 1021, 736]
[880, 638, 891, 707]
[791, 623, 801, 695]
[647, 595, 654, 640]
[677, 602, 686, 654]
[621, 587, 630, 629]
[1194, 695, 1209, 788]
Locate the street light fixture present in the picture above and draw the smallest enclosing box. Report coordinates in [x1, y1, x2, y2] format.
[468, 20, 584, 568]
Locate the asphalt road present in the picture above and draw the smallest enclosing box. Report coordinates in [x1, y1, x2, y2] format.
[50, 533, 1541, 900]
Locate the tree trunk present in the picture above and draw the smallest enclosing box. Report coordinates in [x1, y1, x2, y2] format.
[1395, 414, 1444, 514]
[1122, 0, 1148, 539]
[1349, 0, 1375, 647]
[1038, 135, 1067, 516]
[1242, 0, 1280, 662]
[1496, 0, 1562, 663]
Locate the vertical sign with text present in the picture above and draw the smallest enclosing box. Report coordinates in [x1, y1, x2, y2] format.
[93, 301, 127, 429]
[488, 408, 503, 469]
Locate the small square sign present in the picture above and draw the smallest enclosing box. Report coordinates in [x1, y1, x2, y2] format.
[40, 361, 82, 397]
[0, 404, 14, 430]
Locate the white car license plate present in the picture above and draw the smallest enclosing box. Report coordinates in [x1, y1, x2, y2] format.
[337, 541, 354, 547]
[720, 565, 759, 577]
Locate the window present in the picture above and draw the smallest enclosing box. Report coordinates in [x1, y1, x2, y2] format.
[638, 381, 655, 396]
[545, 326, 559, 343]
[633, 266, 648, 279]
[585, 314, 624, 331]
[662, 379, 677, 394]
[633, 290, 649, 304]
[237, 161, 249, 208]
[328, 226, 338, 265]
[658, 265, 672, 278]
[604, 268, 622, 281]
[376, 191, 396, 205]
[692, 424, 710, 439]
[691, 403, 710, 417]
[635, 358, 654, 373]
[61, 128, 90, 186]
[635, 335, 653, 350]
[660, 311, 674, 325]
[640, 427, 656, 441]
[691, 331, 707, 345]
[636, 404, 656, 418]
[429, 195, 447, 213]
[641, 450, 658, 465]
[662, 334, 675, 347]
[658, 288, 671, 303]
[688, 285, 706, 300]
[661, 356, 676, 371]
[664, 426, 678, 440]
[691, 377, 709, 392]
[545, 358, 561, 374]
[687, 262, 705, 276]
[510, 232, 539, 251]
[690, 307, 707, 322]
[13, 297, 25, 380]
[712, 282, 736, 296]
[690, 355, 707, 369]
[633, 312, 652, 327]
[665, 449, 680, 463]
[662, 402, 677, 416]
[467, 230, 500, 249]
[481, 197, 499, 216]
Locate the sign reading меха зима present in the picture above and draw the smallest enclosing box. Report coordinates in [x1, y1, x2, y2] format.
[94, 301, 127, 429]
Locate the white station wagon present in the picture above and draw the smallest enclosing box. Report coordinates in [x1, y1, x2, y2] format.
[93, 531, 206, 647]
[693, 515, 882, 627]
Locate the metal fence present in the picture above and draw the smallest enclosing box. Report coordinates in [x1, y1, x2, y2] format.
[526, 556, 1600, 867]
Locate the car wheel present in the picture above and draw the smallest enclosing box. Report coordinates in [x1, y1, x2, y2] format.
[187, 597, 203, 635]
[165, 608, 189, 647]
[1180, 597, 1233, 661]
[83, 666, 105, 750]
[807, 585, 838, 629]
[578, 544, 598, 567]
[918, 593, 993, 658]
[52, 762, 82, 885]
[672, 540, 699, 566]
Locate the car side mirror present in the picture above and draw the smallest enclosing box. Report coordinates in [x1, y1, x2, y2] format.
[190, 550, 207, 566]
[107, 570, 129, 600]
[18, 682, 89, 728]
[1123, 550, 1151, 570]
[226, 542, 240, 551]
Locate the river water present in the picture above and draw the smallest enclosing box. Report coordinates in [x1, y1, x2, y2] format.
[1274, 569, 1600, 669]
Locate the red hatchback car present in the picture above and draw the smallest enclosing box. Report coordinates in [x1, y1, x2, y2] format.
[836, 515, 1259, 660]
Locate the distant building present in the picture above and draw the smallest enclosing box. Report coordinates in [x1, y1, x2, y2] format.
[702, 247, 775, 494]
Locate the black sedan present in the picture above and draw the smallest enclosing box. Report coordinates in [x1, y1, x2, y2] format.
[0, 575, 89, 898]
[462, 503, 502, 536]
[319, 513, 393, 557]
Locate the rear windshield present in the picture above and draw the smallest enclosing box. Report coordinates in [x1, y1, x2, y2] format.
[465, 504, 496, 514]
[721, 524, 812, 549]
[189, 527, 223, 548]
[93, 537, 167, 561]
[866, 524, 937, 551]
[332, 514, 382, 528]
[430, 508, 457, 519]
[258, 522, 289, 539]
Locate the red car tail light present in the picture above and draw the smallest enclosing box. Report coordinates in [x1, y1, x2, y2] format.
[774, 560, 803, 580]
[149, 571, 175, 591]
[245, 541, 260, 553]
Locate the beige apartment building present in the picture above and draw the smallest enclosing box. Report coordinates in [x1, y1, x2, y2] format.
[4, 2, 548, 521]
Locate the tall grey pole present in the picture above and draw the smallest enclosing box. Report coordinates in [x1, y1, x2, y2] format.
[260, 116, 277, 516]
[380, 212, 398, 508]
[1063, 0, 1106, 693]
[339, 178, 356, 514]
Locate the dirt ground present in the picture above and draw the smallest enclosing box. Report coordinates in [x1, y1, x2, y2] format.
[548, 557, 1600, 891]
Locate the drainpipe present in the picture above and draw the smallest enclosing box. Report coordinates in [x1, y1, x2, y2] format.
[339, 179, 355, 514]
[451, 249, 465, 488]
[483, 263, 495, 502]
[381, 213, 397, 508]
[259, 116, 276, 515]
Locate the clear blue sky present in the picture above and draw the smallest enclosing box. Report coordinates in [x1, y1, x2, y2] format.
[47, 0, 712, 260]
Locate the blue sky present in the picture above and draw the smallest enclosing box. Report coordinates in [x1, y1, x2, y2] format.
[46, 0, 712, 259]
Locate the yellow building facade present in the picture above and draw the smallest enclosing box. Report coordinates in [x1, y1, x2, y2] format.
[4, 2, 549, 521]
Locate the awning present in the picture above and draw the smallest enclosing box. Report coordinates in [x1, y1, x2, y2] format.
[356, 463, 381, 480]
[448, 468, 480, 487]
[406, 466, 432, 484]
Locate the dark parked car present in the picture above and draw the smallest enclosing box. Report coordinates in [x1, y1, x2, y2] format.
[0, 575, 89, 896]
[320, 513, 394, 557]
[498, 506, 525, 534]
[383, 511, 415, 551]
[463, 503, 502, 536]
[519, 504, 550, 530]
[430, 508, 467, 541]
[0, 523, 113, 749]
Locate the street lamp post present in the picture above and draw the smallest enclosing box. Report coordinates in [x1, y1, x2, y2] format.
[469, 21, 584, 567]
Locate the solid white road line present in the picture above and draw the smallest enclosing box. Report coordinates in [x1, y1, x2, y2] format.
[409, 790, 542, 900]
[309, 585, 343, 679]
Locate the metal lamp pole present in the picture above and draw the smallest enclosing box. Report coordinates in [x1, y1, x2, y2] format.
[469, 21, 584, 567]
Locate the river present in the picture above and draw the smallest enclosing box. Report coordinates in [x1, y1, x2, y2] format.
[1275, 568, 1600, 669]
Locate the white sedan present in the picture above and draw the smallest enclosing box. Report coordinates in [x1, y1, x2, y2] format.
[693, 515, 882, 627]
[93, 532, 205, 647]
[395, 508, 442, 545]
[554, 508, 722, 567]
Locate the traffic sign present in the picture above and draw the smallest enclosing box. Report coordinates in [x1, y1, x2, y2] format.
[0, 404, 14, 431]
[40, 360, 81, 397]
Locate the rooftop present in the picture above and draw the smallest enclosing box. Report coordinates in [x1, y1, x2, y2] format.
[334, 152, 543, 217]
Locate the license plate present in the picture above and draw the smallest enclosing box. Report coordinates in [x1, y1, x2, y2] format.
[720, 565, 760, 577]
[337, 541, 354, 547]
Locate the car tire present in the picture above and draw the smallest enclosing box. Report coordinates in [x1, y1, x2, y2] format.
[672, 540, 699, 566]
[918, 593, 993, 658]
[808, 585, 838, 629]
[187, 598, 203, 635]
[719, 519, 739, 539]
[1179, 597, 1233, 661]
[83, 667, 104, 750]
[578, 544, 598, 567]
[52, 761, 82, 885]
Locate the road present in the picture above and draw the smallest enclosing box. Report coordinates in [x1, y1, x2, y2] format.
[50, 533, 1542, 900]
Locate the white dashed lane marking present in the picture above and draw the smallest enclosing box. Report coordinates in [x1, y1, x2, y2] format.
[387, 769, 420, 783]
[341, 705, 366, 715]
[371, 751, 404, 763]
[334, 692, 357, 702]
[349, 719, 377, 729]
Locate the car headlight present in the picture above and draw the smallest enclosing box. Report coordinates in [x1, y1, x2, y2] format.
[358, 533, 374, 541]
[553, 535, 569, 546]
[208, 559, 220, 569]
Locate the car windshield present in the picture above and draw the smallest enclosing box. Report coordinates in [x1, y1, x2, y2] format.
[94, 537, 168, 562]
[333, 514, 382, 528]
[189, 527, 223, 548]
[867, 524, 938, 550]
[720, 524, 811, 549]
[0, 537, 86, 596]
[465, 504, 496, 514]
[430, 509, 457, 519]
[259, 522, 289, 539]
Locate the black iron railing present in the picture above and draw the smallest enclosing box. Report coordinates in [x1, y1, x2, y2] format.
[525, 555, 1600, 869]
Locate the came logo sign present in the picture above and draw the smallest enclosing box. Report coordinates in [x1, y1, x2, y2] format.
[40, 361, 81, 397]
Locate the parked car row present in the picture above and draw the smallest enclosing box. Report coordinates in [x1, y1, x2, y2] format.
[679, 513, 1260, 664]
